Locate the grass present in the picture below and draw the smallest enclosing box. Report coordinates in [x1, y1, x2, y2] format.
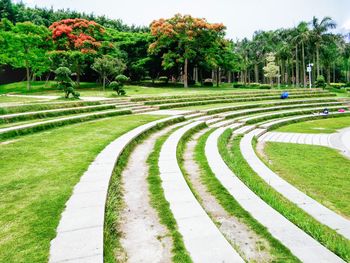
[104, 116, 184, 263]
[147, 129, 192, 263]
[275, 116, 350, 133]
[263, 142, 350, 218]
[218, 131, 350, 261]
[0, 108, 133, 140]
[192, 130, 299, 262]
[0, 114, 164, 263]
[0, 95, 47, 104]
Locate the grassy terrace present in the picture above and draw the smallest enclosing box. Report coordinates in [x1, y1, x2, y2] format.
[262, 142, 350, 218]
[0, 114, 164, 262]
[276, 116, 350, 133]
[219, 131, 350, 261]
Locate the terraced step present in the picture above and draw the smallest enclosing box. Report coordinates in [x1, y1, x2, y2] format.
[205, 126, 344, 263]
[159, 121, 244, 262]
[158, 93, 336, 109]
[242, 129, 350, 240]
[49, 116, 184, 263]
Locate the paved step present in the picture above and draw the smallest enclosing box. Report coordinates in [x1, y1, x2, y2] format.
[205, 98, 339, 114]
[239, 105, 345, 124]
[259, 131, 332, 146]
[233, 125, 256, 134]
[242, 129, 350, 240]
[221, 101, 343, 119]
[159, 121, 244, 263]
[49, 116, 184, 263]
[205, 127, 344, 263]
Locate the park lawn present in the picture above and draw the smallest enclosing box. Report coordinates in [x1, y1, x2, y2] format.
[0, 114, 164, 263]
[0, 96, 47, 104]
[276, 116, 350, 133]
[263, 142, 350, 218]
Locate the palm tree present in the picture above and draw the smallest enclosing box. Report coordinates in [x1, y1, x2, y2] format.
[310, 16, 337, 77]
[297, 22, 310, 87]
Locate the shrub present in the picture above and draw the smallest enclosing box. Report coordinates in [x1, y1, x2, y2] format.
[158, 76, 169, 83]
[203, 78, 213, 87]
[345, 82, 350, 87]
[110, 74, 129, 96]
[233, 82, 244, 88]
[249, 82, 260, 88]
[54, 67, 80, 99]
[259, 84, 272, 89]
[315, 75, 326, 88]
[330, 83, 346, 89]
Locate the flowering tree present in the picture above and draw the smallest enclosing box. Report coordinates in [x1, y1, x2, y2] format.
[263, 53, 280, 86]
[149, 14, 226, 87]
[49, 19, 105, 85]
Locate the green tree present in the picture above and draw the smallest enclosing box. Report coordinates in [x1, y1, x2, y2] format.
[310, 16, 336, 77]
[263, 53, 280, 86]
[149, 14, 226, 87]
[92, 55, 126, 91]
[0, 19, 51, 90]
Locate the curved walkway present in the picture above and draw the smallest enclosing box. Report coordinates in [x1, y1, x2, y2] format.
[205, 126, 344, 263]
[49, 116, 183, 263]
[242, 129, 350, 240]
[159, 121, 244, 263]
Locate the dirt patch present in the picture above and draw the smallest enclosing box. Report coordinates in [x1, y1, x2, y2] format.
[119, 127, 175, 263]
[183, 130, 272, 262]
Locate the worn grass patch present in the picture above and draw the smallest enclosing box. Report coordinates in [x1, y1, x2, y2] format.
[0, 114, 163, 263]
[263, 142, 350, 218]
[219, 130, 350, 261]
[275, 116, 350, 133]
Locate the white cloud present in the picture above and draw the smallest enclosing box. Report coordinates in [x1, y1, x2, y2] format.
[342, 19, 350, 31]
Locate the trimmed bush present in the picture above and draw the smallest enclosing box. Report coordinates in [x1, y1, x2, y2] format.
[110, 75, 128, 96]
[158, 76, 169, 83]
[315, 75, 326, 88]
[233, 82, 244, 88]
[259, 84, 272, 89]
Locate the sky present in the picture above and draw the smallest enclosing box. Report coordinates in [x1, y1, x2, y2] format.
[14, 0, 350, 40]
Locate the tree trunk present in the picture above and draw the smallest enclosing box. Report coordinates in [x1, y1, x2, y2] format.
[228, 72, 232, 83]
[316, 44, 320, 77]
[103, 76, 106, 91]
[327, 66, 331, 84]
[295, 45, 299, 87]
[302, 42, 306, 87]
[216, 68, 220, 87]
[254, 64, 259, 83]
[183, 58, 188, 88]
[76, 64, 81, 87]
[25, 60, 31, 91]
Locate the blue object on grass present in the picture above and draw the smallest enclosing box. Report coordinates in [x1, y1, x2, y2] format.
[280, 92, 289, 99]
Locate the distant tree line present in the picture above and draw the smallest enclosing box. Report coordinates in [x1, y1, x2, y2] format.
[0, 0, 349, 90]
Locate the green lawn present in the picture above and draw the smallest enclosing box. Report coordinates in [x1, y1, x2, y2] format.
[263, 142, 350, 218]
[0, 114, 164, 263]
[0, 95, 47, 104]
[276, 116, 350, 133]
[0, 81, 263, 98]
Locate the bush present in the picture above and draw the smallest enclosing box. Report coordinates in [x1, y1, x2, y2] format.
[110, 74, 129, 96]
[158, 76, 169, 83]
[259, 84, 272, 89]
[203, 78, 213, 87]
[233, 82, 244, 88]
[315, 75, 326, 88]
[54, 67, 80, 99]
[249, 82, 260, 88]
[345, 82, 350, 87]
[330, 83, 346, 89]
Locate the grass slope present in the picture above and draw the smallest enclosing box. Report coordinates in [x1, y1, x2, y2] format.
[0, 114, 163, 263]
[263, 142, 350, 218]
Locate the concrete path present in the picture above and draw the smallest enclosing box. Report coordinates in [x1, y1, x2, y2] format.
[144, 109, 194, 116]
[159, 121, 244, 263]
[6, 94, 115, 101]
[242, 129, 350, 240]
[49, 116, 182, 263]
[205, 126, 344, 263]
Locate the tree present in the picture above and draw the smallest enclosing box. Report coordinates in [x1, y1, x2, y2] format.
[54, 66, 80, 98]
[92, 55, 126, 91]
[0, 19, 51, 90]
[310, 16, 336, 77]
[110, 75, 128, 95]
[49, 18, 105, 86]
[149, 14, 226, 87]
[0, 0, 15, 21]
[263, 53, 280, 86]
